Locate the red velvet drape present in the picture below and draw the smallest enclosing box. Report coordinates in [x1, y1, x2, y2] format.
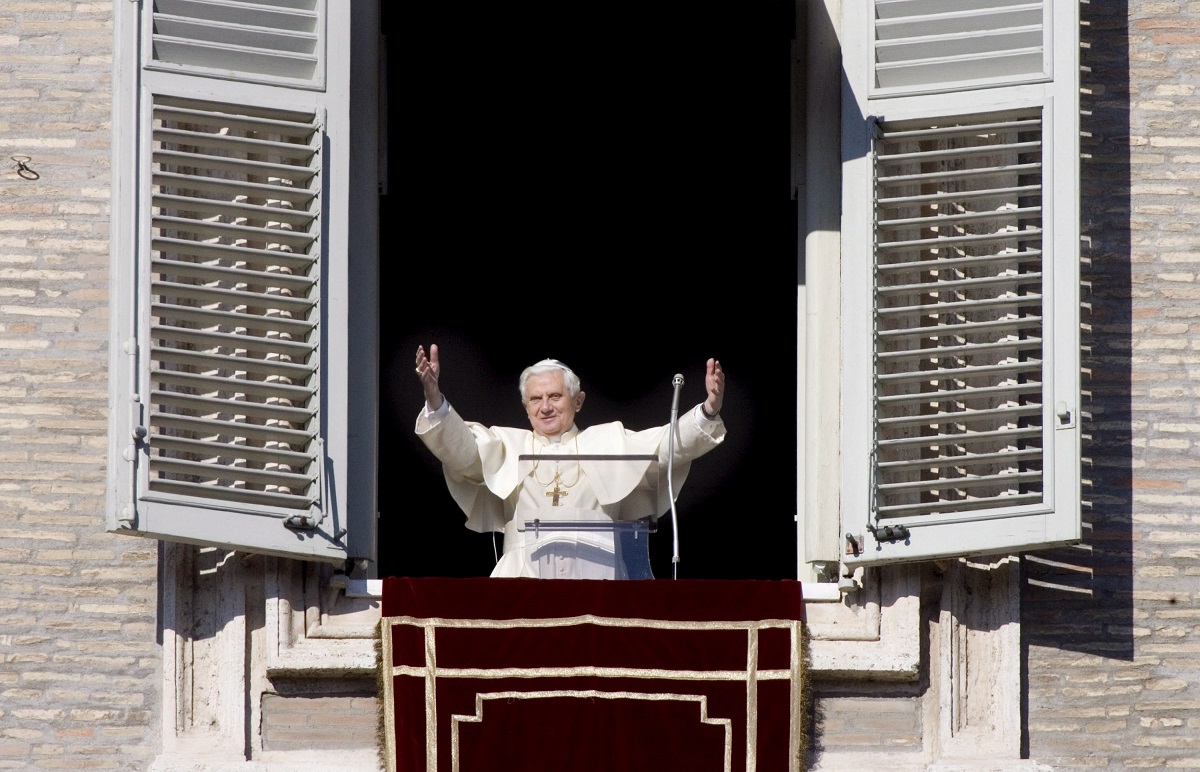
[381, 577, 804, 772]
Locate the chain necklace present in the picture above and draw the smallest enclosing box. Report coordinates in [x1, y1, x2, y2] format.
[529, 433, 581, 506]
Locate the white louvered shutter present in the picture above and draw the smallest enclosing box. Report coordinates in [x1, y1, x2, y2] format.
[840, 0, 1081, 565]
[108, 0, 362, 564]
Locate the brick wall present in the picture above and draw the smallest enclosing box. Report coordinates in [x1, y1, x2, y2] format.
[1023, 1, 1200, 768]
[0, 3, 160, 769]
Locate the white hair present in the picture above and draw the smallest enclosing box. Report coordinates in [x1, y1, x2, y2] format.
[518, 359, 581, 400]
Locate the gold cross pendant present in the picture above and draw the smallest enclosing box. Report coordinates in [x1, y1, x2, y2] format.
[546, 480, 568, 506]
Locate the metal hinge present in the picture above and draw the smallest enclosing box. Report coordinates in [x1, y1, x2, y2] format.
[868, 523, 910, 544]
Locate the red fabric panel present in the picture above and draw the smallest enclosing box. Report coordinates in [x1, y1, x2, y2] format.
[382, 577, 803, 772]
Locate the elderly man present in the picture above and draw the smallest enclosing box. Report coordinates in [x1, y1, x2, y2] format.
[413, 344, 726, 578]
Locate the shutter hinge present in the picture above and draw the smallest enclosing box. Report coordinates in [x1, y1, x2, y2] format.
[285, 514, 319, 530]
[126, 389, 147, 462]
[867, 523, 910, 544]
[119, 335, 142, 528]
[123, 336, 145, 458]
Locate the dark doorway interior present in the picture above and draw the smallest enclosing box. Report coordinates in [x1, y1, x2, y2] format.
[377, 3, 798, 580]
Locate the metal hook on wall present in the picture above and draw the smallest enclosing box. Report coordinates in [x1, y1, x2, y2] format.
[12, 156, 38, 181]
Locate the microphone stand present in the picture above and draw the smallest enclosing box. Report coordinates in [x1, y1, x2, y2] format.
[667, 374, 684, 579]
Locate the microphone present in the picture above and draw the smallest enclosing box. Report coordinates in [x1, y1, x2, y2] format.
[667, 374, 685, 578]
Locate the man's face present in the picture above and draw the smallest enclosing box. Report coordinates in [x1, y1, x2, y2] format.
[523, 371, 585, 438]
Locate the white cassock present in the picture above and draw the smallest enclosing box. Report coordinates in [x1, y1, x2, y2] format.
[415, 401, 726, 578]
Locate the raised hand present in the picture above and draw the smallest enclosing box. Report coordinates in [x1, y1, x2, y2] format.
[415, 344, 443, 411]
[703, 358, 724, 418]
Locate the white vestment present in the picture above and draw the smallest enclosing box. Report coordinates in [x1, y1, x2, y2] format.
[415, 402, 725, 578]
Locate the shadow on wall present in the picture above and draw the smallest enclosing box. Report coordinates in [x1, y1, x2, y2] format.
[1021, 0, 1133, 661]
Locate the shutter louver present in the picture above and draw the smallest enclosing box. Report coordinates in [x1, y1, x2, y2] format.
[873, 0, 1045, 91]
[151, 0, 323, 84]
[872, 111, 1046, 522]
[147, 95, 322, 514]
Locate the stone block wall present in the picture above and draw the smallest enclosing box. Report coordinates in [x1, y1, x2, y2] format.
[260, 693, 380, 753]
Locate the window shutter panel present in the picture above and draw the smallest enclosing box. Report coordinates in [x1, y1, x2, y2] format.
[108, 0, 354, 564]
[840, 0, 1080, 565]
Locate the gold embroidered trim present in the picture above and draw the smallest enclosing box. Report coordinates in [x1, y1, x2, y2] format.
[392, 665, 794, 681]
[450, 691, 733, 772]
[424, 626, 437, 772]
[746, 627, 760, 771]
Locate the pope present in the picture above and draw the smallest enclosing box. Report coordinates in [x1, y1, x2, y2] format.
[413, 344, 727, 578]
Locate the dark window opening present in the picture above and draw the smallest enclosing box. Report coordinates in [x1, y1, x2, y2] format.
[377, 2, 798, 580]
